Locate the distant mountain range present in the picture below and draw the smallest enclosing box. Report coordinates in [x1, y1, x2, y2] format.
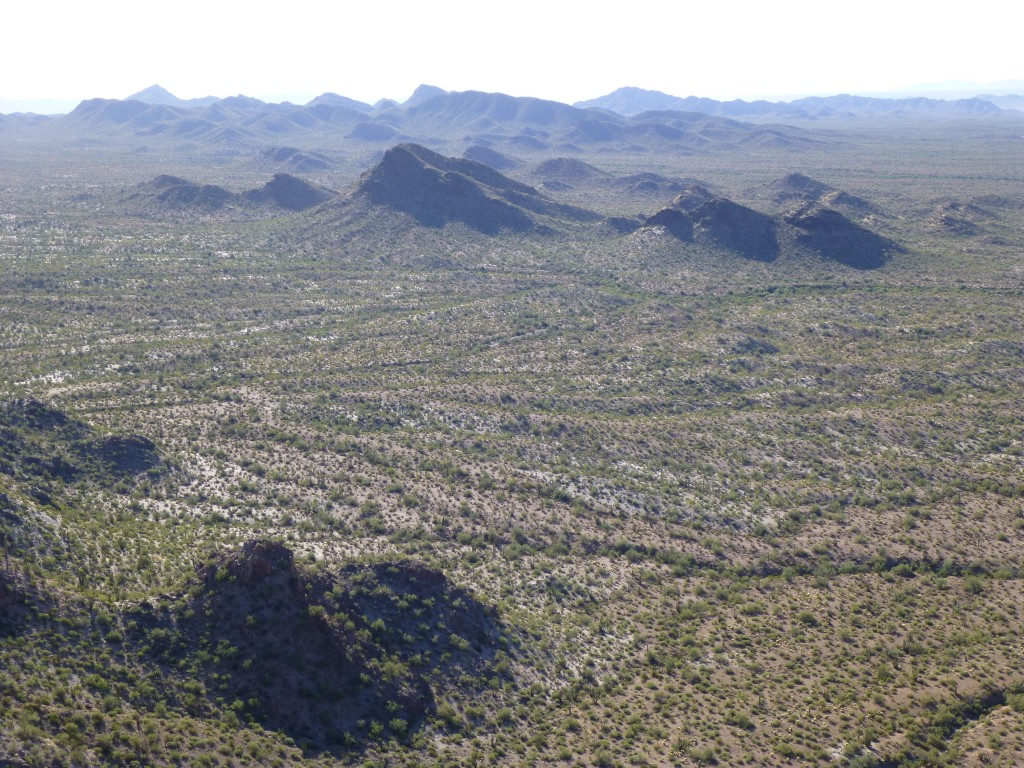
[0, 85, 829, 157]
[2, 83, 1021, 124]
[573, 86, 1013, 118]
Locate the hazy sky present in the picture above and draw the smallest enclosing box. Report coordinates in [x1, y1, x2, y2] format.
[3, 0, 1021, 109]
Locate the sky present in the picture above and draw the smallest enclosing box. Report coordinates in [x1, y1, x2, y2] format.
[3, 0, 1021, 112]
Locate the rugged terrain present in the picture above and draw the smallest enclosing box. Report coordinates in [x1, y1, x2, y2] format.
[1, 86, 1024, 767]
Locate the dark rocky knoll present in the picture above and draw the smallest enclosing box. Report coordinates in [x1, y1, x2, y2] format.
[242, 173, 334, 211]
[644, 207, 695, 240]
[344, 143, 601, 233]
[128, 173, 333, 215]
[641, 174, 900, 266]
[692, 198, 780, 261]
[783, 203, 897, 268]
[141, 175, 234, 211]
[668, 183, 718, 212]
[644, 185, 779, 260]
[132, 539, 505, 750]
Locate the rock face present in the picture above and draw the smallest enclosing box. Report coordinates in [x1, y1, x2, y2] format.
[0, 570, 33, 637]
[199, 538, 294, 583]
[139, 539, 508, 751]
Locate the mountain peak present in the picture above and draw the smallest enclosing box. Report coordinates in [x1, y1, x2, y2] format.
[126, 84, 220, 108]
[126, 84, 178, 103]
[404, 84, 448, 108]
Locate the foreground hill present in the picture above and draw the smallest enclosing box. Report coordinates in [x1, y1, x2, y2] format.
[130, 539, 506, 751]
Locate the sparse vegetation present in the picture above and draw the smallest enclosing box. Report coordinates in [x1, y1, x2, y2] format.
[1, 92, 1024, 766]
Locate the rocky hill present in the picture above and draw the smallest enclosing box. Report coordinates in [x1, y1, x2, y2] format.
[124, 173, 334, 216]
[131, 539, 507, 750]
[318, 143, 602, 235]
[641, 176, 898, 266]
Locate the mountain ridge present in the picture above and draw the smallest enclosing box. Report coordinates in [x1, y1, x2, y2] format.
[575, 85, 1010, 119]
